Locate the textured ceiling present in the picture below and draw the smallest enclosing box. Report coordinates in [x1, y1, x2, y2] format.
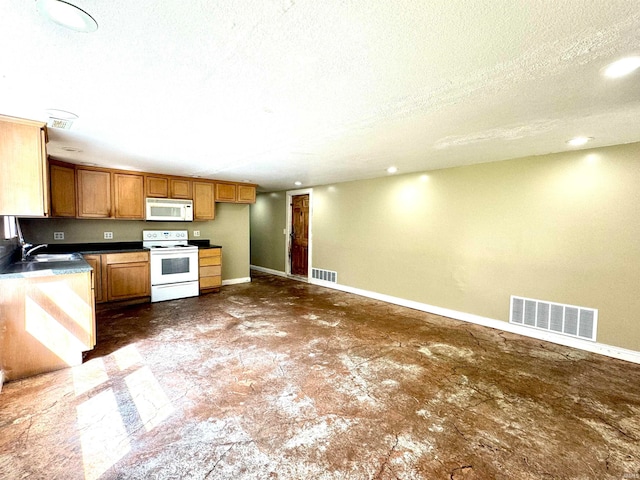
[1, 0, 639, 191]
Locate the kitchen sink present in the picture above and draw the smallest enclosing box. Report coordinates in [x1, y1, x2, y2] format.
[29, 253, 82, 262]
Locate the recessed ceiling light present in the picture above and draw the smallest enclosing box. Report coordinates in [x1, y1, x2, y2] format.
[566, 137, 593, 147]
[36, 0, 98, 33]
[386, 166, 398, 174]
[294, 181, 302, 186]
[602, 56, 640, 78]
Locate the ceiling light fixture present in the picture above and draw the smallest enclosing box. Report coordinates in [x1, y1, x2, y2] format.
[36, 0, 98, 32]
[602, 56, 640, 78]
[386, 166, 398, 174]
[566, 136, 593, 147]
[294, 181, 302, 186]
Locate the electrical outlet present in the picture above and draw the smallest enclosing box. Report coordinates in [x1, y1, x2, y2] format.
[53, 232, 64, 240]
[193, 230, 200, 237]
[104, 232, 113, 240]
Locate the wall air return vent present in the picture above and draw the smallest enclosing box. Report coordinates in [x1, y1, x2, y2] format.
[312, 268, 337, 283]
[510, 296, 597, 341]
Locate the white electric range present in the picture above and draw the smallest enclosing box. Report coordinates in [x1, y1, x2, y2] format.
[143, 230, 199, 302]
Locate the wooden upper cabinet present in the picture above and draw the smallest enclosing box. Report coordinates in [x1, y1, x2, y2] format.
[77, 167, 111, 218]
[237, 185, 256, 203]
[113, 172, 144, 219]
[0, 115, 49, 216]
[215, 182, 237, 202]
[49, 161, 76, 217]
[170, 178, 191, 199]
[193, 181, 215, 220]
[146, 175, 169, 198]
[215, 181, 256, 203]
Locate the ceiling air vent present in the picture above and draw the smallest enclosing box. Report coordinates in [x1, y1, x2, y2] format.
[47, 117, 74, 130]
[510, 296, 597, 341]
[312, 268, 337, 283]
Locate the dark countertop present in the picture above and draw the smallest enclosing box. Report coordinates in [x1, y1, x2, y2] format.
[0, 240, 221, 279]
[43, 242, 147, 254]
[188, 240, 221, 249]
[0, 255, 93, 279]
[0, 243, 144, 279]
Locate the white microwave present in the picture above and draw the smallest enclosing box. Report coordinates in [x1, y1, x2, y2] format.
[145, 198, 193, 222]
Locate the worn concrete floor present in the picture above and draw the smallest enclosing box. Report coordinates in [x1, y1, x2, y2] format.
[2, 271, 640, 479]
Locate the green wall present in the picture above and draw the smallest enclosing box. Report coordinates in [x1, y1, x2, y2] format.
[250, 142, 640, 351]
[20, 203, 250, 281]
[250, 192, 287, 271]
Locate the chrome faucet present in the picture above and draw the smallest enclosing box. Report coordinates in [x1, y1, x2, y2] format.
[22, 243, 48, 261]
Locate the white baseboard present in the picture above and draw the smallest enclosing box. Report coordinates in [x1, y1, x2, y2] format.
[309, 279, 640, 365]
[250, 265, 287, 277]
[222, 277, 251, 286]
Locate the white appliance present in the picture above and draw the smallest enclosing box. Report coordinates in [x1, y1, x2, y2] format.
[143, 230, 199, 302]
[145, 198, 193, 222]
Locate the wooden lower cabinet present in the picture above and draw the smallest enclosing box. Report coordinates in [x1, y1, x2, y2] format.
[82, 254, 104, 303]
[0, 271, 95, 381]
[199, 247, 222, 293]
[83, 251, 150, 304]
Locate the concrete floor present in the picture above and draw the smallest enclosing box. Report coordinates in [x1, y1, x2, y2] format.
[1, 271, 640, 479]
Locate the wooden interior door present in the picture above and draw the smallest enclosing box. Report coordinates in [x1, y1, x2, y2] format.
[290, 194, 309, 276]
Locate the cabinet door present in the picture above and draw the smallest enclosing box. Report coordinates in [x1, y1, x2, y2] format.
[50, 163, 76, 217]
[0, 116, 49, 216]
[113, 173, 144, 219]
[107, 261, 150, 301]
[237, 185, 256, 203]
[193, 181, 215, 220]
[146, 175, 169, 198]
[215, 182, 236, 202]
[77, 168, 111, 218]
[170, 179, 192, 199]
[82, 254, 104, 303]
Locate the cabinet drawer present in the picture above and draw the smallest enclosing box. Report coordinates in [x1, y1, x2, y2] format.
[199, 248, 221, 258]
[200, 276, 222, 289]
[105, 251, 149, 264]
[200, 255, 221, 266]
[200, 265, 221, 277]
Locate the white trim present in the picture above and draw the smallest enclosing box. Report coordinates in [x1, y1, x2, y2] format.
[285, 188, 313, 280]
[310, 279, 640, 365]
[222, 277, 251, 286]
[250, 265, 287, 277]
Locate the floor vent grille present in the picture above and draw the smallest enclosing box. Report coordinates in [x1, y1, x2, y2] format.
[510, 296, 597, 341]
[312, 268, 337, 283]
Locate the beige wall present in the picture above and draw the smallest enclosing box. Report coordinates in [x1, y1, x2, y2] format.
[251, 142, 640, 351]
[20, 203, 250, 280]
[250, 192, 287, 271]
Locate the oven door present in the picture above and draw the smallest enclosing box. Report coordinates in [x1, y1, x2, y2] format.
[150, 250, 198, 285]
